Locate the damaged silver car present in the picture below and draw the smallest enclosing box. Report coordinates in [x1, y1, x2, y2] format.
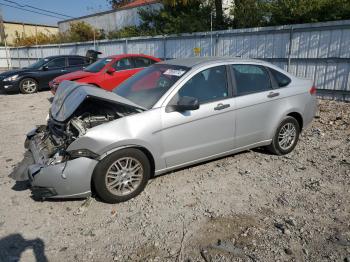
[11, 57, 317, 203]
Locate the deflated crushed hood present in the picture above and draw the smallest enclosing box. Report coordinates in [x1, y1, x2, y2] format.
[51, 81, 146, 122]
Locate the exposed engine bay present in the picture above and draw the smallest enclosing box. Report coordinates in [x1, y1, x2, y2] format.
[9, 81, 145, 182]
[47, 98, 138, 153]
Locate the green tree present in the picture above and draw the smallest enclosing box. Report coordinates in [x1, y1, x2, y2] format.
[231, 0, 268, 28]
[267, 0, 350, 25]
[138, 0, 213, 34]
[109, 0, 132, 9]
[160, 0, 226, 30]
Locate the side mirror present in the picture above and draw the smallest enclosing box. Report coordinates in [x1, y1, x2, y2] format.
[42, 65, 48, 71]
[107, 67, 116, 75]
[166, 96, 200, 113]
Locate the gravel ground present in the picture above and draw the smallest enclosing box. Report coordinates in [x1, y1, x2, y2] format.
[0, 91, 349, 262]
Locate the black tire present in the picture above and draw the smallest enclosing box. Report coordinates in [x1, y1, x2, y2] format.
[92, 148, 150, 203]
[267, 116, 300, 155]
[19, 78, 38, 94]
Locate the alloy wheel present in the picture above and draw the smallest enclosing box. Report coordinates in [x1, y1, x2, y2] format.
[21, 80, 37, 93]
[278, 122, 296, 150]
[105, 157, 144, 196]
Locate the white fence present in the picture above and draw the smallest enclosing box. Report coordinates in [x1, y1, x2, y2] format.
[1, 19, 350, 100]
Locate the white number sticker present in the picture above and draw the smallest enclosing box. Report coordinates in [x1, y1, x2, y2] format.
[163, 69, 186, 77]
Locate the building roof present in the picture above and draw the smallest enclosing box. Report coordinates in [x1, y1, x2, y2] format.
[58, 0, 159, 24]
[122, 0, 158, 9]
[4, 20, 58, 28]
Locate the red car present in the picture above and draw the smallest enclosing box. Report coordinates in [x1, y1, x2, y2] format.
[49, 54, 161, 93]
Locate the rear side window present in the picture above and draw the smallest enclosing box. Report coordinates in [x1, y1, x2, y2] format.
[231, 64, 272, 96]
[68, 57, 86, 66]
[134, 57, 155, 68]
[269, 68, 291, 87]
[113, 58, 133, 71]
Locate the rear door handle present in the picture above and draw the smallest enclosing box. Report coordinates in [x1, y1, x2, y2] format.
[267, 92, 280, 98]
[214, 103, 230, 111]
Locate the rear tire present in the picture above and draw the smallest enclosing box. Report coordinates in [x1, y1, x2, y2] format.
[267, 116, 300, 155]
[92, 148, 150, 203]
[19, 78, 38, 94]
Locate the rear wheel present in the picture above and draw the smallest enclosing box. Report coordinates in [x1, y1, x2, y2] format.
[92, 148, 150, 203]
[267, 116, 300, 155]
[19, 78, 38, 94]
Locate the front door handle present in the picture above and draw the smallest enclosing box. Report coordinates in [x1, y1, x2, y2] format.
[61, 69, 67, 72]
[267, 92, 280, 98]
[214, 103, 230, 111]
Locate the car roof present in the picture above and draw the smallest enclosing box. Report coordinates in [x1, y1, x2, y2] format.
[106, 54, 157, 60]
[159, 56, 265, 68]
[44, 55, 86, 59]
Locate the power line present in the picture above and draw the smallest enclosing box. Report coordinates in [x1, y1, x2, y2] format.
[0, 1, 67, 20]
[3, 0, 74, 18]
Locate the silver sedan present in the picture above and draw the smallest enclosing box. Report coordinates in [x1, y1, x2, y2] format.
[11, 57, 317, 203]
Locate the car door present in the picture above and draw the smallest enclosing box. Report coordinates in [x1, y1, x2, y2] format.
[40, 57, 67, 86]
[67, 57, 88, 73]
[160, 65, 236, 168]
[101, 57, 136, 91]
[230, 64, 281, 148]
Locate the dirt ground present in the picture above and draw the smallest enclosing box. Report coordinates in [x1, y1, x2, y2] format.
[0, 91, 349, 262]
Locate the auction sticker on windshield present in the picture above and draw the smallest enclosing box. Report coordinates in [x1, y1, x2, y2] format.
[163, 69, 186, 77]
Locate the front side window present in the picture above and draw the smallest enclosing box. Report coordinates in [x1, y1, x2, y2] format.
[113, 58, 133, 71]
[231, 64, 272, 96]
[269, 68, 291, 88]
[134, 57, 155, 68]
[114, 64, 189, 109]
[84, 58, 113, 73]
[46, 58, 66, 69]
[178, 65, 228, 104]
[26, 58, 48, 69]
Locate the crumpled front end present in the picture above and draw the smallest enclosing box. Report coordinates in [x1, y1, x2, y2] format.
[9, 82, 143, 200]
[10, 127, 98, 199]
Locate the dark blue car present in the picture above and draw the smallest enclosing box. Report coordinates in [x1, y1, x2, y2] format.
[0, 55, 89, 94]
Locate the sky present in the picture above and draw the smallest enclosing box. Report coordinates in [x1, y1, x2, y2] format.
[0, 0, 111, 26]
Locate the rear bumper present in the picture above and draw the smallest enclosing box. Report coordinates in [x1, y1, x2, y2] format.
[303, 95, 317, 128]
[49, 81, 59, 94]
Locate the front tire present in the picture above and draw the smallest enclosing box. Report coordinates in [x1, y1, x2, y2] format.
[92, 148, 150, 203]
[267, 116, 300, 155]
[19, 78, 38, 94]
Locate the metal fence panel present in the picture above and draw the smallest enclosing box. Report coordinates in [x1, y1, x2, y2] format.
[1, 20, 350, 100]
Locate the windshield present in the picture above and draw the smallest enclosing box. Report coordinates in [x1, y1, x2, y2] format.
[84, 57, 113, 73]
[26, 58, 49, 69]
[113, 64, 189, 109]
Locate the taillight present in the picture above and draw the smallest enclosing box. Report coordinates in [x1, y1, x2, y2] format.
[309, 85, 317, 95]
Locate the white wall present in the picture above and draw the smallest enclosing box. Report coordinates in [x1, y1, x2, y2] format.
[58, 3, 162, 33]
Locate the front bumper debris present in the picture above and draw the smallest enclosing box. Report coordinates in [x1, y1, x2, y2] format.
[10, 128, 99, 199]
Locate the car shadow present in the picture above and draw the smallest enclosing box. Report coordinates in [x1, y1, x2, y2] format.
[11, 181, 31, 191]
[0, 234, 48, 262]
[252, 147, 275, 155]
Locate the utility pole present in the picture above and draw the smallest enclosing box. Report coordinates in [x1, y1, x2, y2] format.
[0, 8, 11, 69]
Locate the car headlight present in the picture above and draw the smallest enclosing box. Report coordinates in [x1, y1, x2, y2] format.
[3, 74, 19, 81]
[67, 149, 99, 160]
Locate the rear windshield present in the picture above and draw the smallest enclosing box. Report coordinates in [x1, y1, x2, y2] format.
[84, 58, 113, 73]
